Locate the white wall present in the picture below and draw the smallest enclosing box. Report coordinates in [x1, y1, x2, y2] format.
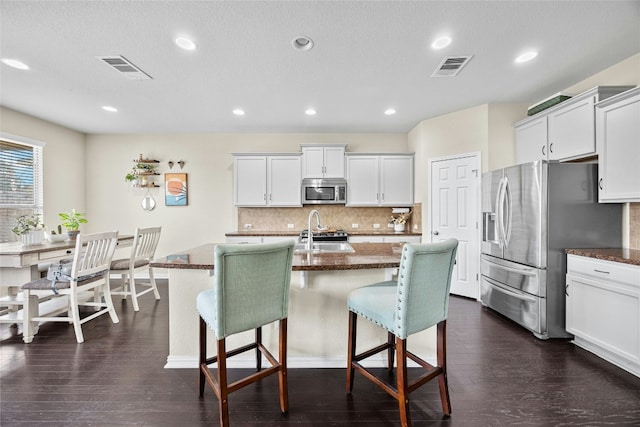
[85, 133, 407, 258]
[0, 107, 86, 229]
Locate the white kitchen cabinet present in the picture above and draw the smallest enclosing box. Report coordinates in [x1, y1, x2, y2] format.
[595, 87, 640, 203]
[349, 235, 385, 243]
[349, 235, 421, 243]
[515, 116, 547, 164]
[383, 235, 421, 243]
[566, 254, 640, 377]
[233, 154, 301, 206]
[301, 144, 346, 178]
[226, 236, 263, 244]
[346, 154, 414, 207]
[514, 86, 633, 164]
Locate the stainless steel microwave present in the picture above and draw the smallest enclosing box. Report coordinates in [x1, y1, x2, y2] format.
[301, 178, 347, 204]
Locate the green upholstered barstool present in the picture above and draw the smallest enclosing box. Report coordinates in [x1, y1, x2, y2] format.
[197, 240, 295, 427]
[346, 239, 458, 427]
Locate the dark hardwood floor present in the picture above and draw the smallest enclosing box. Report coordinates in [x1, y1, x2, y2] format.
[2, 281, 640, 426]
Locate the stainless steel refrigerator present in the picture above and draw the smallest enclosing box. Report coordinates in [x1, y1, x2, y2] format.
[480, 160, 622, 339]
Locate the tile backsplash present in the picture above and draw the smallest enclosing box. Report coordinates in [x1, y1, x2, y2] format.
[238, 203, 422, 233]
[630, 202, 640, 250]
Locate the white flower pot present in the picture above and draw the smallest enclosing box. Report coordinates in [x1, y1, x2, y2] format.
[20, 229, 45, 246]
[394, 223, 405, 233]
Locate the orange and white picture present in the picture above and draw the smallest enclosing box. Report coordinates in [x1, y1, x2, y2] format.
[165, 173, 188, 206]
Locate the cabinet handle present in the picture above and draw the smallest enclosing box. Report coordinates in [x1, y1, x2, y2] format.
[594, 269, 610, 274]
[542, 145, 546, 156]
[565, 284, 569, 296]
[598, 178, 603, 190]
[549, 142, 554, 153]
[263, 194, 267, 201]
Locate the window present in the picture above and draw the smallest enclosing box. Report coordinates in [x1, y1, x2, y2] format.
[0, 135, 44, 243]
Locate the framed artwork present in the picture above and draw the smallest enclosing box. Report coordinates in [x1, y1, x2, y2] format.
[165, 173, 188, 206]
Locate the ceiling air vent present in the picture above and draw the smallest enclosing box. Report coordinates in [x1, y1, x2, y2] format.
[96, 56, 152, 80]
[431, 55, 473, 77]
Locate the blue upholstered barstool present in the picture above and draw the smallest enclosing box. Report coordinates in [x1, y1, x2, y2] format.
[346, 239, 458, 427]
[197, 240, 295, 427]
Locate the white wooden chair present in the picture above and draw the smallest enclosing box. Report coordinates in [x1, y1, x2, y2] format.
[21, 231, 120, 344]
[109, 227, 161, 311]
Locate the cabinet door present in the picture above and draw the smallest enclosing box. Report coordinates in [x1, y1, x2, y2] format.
[234, 156, 267, 206]
[597, 89, 640, 202]
[384, 235, 421, 243]
[515, 117, 547, 164]
[380, 156, 414, 206]
[566, 274, 640, 363]
[268, 156, 301, 206]
[323, 146, 345, 178]
[346, 156, 379, 206]
[349, 235, 384, 243]
[301, 146, 325, 178]
[547, 96, 596, 161]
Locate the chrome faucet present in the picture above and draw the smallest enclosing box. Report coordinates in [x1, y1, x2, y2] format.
[306, 209, 322, 251]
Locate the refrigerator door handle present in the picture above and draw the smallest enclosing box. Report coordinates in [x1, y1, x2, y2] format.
[483, 275, 538, 302]
[482, 256, 537, 276]
[496, 177, 507, 248]
[503, 177, 512, 247]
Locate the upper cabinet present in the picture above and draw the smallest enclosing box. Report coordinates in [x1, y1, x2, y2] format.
[596, 87, 640, 203]
[234, 154, 302, 207]
[301, 144, 346, 178]
[515, 86, 634, 164]
[346, 153, 414, 207]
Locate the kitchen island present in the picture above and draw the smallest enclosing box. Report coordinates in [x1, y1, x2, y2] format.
[151, 242, 439, 369]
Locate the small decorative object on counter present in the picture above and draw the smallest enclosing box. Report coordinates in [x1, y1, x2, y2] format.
[12, 213, 45, 245]
[389, 210, 412, 233]
[58, 209, 88, 241]
[48, 224, 66, 242]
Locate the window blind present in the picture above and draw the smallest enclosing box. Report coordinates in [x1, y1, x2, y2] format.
[0, 139, 44, 242]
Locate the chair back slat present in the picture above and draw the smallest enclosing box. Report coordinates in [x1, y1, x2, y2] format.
[395, 239, 458, 338]
[71, 231, 119, 280]
[212, 240, 295, 339]
[131, 227, 161, 262]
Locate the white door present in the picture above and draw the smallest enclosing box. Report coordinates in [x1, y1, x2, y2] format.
[429, 153, 480, 299]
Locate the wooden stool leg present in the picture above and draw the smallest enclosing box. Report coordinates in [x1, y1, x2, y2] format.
[198, 316, 206, 397]
[437, 321, 452, 415]
[217, 338, 229, 427]
[256, 326, 262, 371]
[396, 336, 411, 427]
[346, 311, 357, 393]
[387, 331, 395, 370]
[278, 318, 289, 414]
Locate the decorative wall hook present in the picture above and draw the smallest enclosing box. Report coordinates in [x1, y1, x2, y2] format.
[178, 160, 185, 169]
[168, 161, 174, 169]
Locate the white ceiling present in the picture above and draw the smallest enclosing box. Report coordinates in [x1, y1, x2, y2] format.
[1, 1, 639, 134]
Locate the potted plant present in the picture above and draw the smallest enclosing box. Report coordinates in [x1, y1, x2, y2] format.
[58, 209, 88, 241]
[125, 170, 139, 186]
[389, 210, 412, 233]
[48, 224, 66, 242]
[12, 213, 46, 245]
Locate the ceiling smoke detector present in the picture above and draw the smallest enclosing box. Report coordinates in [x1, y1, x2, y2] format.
[96, 56, 153, 80]
[431, 55, 473, 77]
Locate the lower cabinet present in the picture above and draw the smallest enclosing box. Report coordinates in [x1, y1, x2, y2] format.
[566, 255, 640, 377]
[350, 235, 421, 244]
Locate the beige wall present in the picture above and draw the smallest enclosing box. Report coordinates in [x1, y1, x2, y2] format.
[85, 133, 407, 258]
[0, 107, 86, 229]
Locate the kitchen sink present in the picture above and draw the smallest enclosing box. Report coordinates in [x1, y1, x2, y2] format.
[294, 242, 355, 254]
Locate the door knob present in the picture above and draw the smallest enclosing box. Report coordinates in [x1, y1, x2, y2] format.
[432, 231, 439, 235]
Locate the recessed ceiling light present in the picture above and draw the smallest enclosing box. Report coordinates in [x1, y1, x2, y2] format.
[515, 50, 539, 64]
[384, 108, 397, 116]
[175, 37, 197, 51]
[292, 36, 314, 52]
[102, 106, 118, 112]
[305, 108, 317, 116]
[1, 58, 30, 70]
[233, 108, 245, 116]
[431, 36, 452, 50]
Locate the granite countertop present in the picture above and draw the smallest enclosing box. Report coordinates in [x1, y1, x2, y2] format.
[150, 242, 405, 271]
[565, 248, 640, 267]
[225, 230, 421, 237]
